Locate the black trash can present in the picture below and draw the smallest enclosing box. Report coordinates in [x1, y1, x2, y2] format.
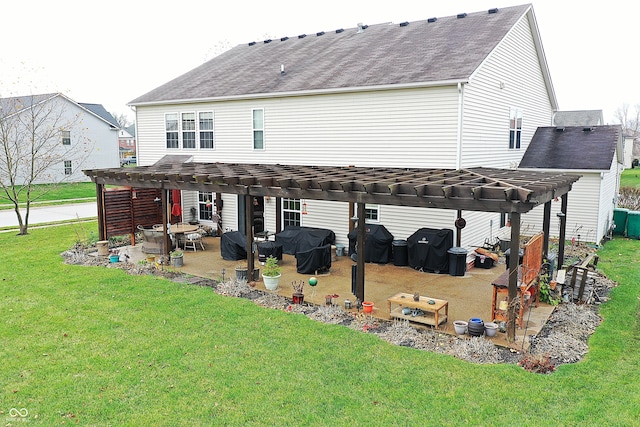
[447, 247, 467, 276]
[392, 240, 408, 266]
[504, 248, 524, 270]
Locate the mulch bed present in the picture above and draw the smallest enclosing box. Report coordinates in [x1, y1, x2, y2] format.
[62, 241, 614, 372]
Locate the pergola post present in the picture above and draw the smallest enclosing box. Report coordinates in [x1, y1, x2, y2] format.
[245, 194, 255, 276]
[506, 211, 521, 342]
[355, 202, 366, 302]
[96, 183, 106, 241]
[161, 189, 170, 260]
[557, 193, 568, 268]
[542, 201, 551, 259]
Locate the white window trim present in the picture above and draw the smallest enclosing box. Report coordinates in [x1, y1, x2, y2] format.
[281, 198, 301, 228]
[252, 108, 265, 150]
[364, 204, 380, 223]
[181, 112, 196, 150]
[165, 111, 215, 150]
[509, 108, 523, 150]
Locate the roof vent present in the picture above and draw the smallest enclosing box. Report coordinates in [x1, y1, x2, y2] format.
[280, 64, 285, 75]
[555, 127, 565, 132]
[427, 17, 437, 23]
[488, 8, 499, 14]
[583, 127, 594, 132]
[399, 21, 409, 27]
[457, 13, 467, 19]
[248, 41, 256, 46]
[263, 39, 272, 44]
[280, 36, 289, 42]
[357, 23, 368, 33]
[298, 34, 307, 39]
[336, 28, 344, 33]
[316, 31, 325, 36]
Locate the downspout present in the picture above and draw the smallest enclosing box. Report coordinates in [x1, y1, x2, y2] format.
[456, 82, 464, 170]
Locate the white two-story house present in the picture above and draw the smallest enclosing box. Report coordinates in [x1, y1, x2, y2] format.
[128, 4, 558, 249]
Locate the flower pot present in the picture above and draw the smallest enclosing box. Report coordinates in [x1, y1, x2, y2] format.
[263, 273, 281, 291]
[362, 301, 374, 313]
[484, 322, 498, 337]
[453, 320, 468, 335]
[292, 292, 304, 304]
[109, 254, 119, 263]
[467, 318, 485, 337]
[172, 256, 183, 268]
[235, 267, 248, 281]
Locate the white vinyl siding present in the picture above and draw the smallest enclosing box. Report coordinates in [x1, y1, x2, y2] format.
[135, 86, 460, 168]
[461, 16, 553, 168]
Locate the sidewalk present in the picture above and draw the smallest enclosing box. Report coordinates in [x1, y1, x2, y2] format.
[0, 202, 97, 228]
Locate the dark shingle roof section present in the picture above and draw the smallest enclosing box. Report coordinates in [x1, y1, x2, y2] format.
[79, 103, 119, 128]
[130, 4, 530, 105]
[519, 126, 622, 170]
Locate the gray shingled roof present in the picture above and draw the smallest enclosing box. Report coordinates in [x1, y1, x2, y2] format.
[553, 110, 604, 127]
[130, 4, 531, 105]
[519, 126, 622, 170]
[79, 103, 119, 128]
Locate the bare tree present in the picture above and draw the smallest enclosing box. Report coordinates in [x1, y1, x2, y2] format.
[0, 94, 92, 235]
[110, 111, 132, 128]
[613, 103, 640, 137]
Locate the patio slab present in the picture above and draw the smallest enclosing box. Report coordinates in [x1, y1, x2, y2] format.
[123, 236, 555, 350]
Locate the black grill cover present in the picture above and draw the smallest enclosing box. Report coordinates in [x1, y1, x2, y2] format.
[220, 231, 247, 260]
[347, 223, 394, 264]
[407, 228, 454, 273]
[276, 226, 335, 255]
[257, 240, 283, 261]
[295, 244, 332, 274]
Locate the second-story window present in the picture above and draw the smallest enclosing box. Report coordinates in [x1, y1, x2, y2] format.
[182, 112, 196, 149]
[61, 130, 71, 145]
[166, 113, 179, 148]
[252, 109, 264, 150]
[199, 112, 214, 149]
[509, 108, 522, 149]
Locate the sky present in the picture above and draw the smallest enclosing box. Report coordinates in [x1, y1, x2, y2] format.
[1, 0, 637, 124]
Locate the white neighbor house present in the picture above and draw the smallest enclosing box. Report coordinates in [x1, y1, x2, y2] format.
[0, 93, 120, 183]
[129, 4, 559, 250]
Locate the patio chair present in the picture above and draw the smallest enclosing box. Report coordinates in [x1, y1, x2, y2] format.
[184, 232, 205, 251]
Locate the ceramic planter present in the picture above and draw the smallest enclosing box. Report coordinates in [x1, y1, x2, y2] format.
[467, 318, 485, 337]
[484, 322, 498, 337]
[453, 320, 468, 335]
[292, 292, 304, 304]
[263, 273, 281, 290]
[362, 301, 374, 313]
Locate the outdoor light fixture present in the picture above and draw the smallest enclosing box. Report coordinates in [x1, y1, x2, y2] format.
[131, 190, 137, 199]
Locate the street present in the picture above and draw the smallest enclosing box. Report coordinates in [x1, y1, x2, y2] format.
[0, 202, 97, 228]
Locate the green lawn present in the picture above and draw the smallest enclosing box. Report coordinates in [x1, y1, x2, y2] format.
[1, 224, 639, 425]
[621, 168, 640, 188]
[0, 182, 96, 209]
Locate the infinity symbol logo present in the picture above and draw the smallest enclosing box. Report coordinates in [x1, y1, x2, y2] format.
[9, 408, 28, 417]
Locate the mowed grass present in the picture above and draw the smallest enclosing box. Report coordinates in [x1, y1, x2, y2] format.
[1, 224, 640, 425]
[621, 168, 640, 188]
[0, 182, 96, 208]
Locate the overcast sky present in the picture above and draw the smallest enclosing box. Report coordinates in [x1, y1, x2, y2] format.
[1, 1, 637, 123]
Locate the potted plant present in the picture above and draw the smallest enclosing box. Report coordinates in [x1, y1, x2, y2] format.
[262, 256, 281, 290]
[170, 249, 184, 267]
[235, 264, 248, 281]
[291, 280, 305, 304]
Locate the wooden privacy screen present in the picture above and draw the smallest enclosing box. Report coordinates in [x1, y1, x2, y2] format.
[522, 232, 543, 284]
[103, 187, 162, 239]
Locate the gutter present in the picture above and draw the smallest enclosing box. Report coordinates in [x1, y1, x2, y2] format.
[456, 82, 464, 169]
[128, 78, 469, 108]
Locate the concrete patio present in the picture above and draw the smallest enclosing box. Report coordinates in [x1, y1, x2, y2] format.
[124, 235, 555, 350]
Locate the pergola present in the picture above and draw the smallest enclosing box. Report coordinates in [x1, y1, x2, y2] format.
[85, 160, 580, 340]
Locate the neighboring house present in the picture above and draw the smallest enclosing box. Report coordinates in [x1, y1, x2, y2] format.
[128, 4, 558, 250]
[0, 93, 119, 183]
[119, 125, 137, 165]
[553, 110, 604, 127]
[519, 125, 624, 244]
